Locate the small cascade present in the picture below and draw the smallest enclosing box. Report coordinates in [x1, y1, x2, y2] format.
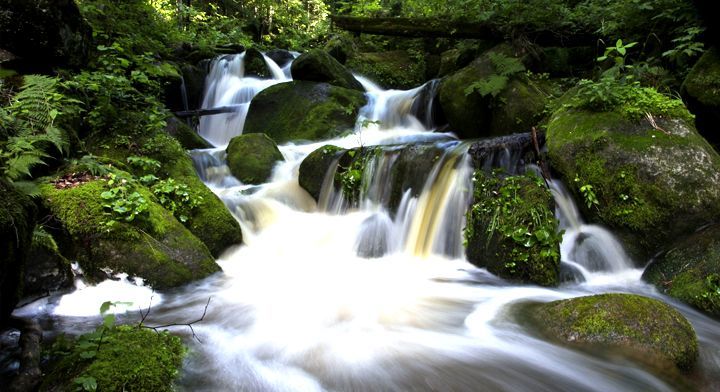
[198, 52, 290, 147]
[550, 180, 635, 281]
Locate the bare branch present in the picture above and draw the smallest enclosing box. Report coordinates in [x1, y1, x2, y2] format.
[141, 297, 211, 343]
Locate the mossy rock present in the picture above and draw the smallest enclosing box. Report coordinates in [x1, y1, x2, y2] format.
[39, 175, 220, 289]
[0, 179, 37, 326]
[324, 34, 358, 64]
[346, 50, 425, 90]
[643, 224, 720, 318]
[465, 172, 561, 286]
[244, 48, 270, 78]
[546, 94, 720, 260]
[226, 133, 284, 184]
[91, 132, 243, 257]
[535, 46, 595, 77]
[291, 49, 364, 91]
[682, 47, 720, 146]
[244, 81, 366, 144]
[299, 144, 347, 201]
[24, 228, 73, 298]
[164, 116, 211, 150]
[438, 44, 533, 139]
[41, 325, 184, 392]
[488, 78, 548, 135]
[524, 294, 698, 370]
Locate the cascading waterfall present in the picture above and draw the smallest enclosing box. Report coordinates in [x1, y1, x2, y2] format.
[13, 59, 720, 391]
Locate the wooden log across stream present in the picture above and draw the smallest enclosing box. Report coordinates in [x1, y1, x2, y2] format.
[174, 105, 243, 118]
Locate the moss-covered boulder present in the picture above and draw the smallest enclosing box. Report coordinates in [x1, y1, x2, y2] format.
[41, 326, 184, 392]
[226, 133, 284, 184]
[465, 172, 562, 286]
[291, 49, 364, 91]
[24, 228, 73, 298]
[682, 47, 720, 147]
[244, 48, 270, 78]
[0, 179, 37, 326]
[265, 48, 295, 68]
[164, 116, 211, 150]
[299, 144, 349, 201]
[524, 294, 698, 370]
[643, 224, 720, 318]
[324, 34, 358, 64]
[346, 50, 425, 90]
[244, 81, 366, 144]
[438, 45, 544, 138]
[547, 86, 720, 259]
[39, 174, 220, 289]
[91, 132, 242, 257]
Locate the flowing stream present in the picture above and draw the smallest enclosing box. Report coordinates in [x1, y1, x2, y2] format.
[13, 52, 720, 391]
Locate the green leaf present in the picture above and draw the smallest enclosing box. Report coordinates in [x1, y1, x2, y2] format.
[99, 301, 112, 314]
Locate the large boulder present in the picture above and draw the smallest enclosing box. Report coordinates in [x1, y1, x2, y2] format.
[465, 172, 562, 286]
[226, 133, 284, 184]
[39, 174, 220, 289]
[438, 45, 546, 138]
[346, 50, 425, 90]
[547, 87, 720, 260]
[291, 49, 364, 91]
[91, 132, 243, 257]
[0, 0, 92, 71]
[244, 48, 270, 79]
[244, 81, 366, 144]
[643, 224, 720, 318]
[524, 294, 698, 370]
[265, 49, 295, 68]
[682, 47, 720, 147]
[299, 145, 347, 202]
[0, 179, 36, 326]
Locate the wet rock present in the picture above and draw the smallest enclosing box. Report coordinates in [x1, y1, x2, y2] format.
[643, 224, 720, 318]
[39, 175, 220, 289]
[23, 229, 72, 298]
[465, 172, 561, 286]
[265, 49, 295, 68]
[244, 48, 270, 78]
[346, 50, 426, 90]
[681, 47, 720, 147]
[179, 63, 208, 111]
[298, 145, 347, 201]
[164, 117, 211, 150]
[546, 89, 720, 260]
[0, 0, 92, 72]
[0, 179, 36, 326]
[244, 81, 366, 144]
[291, 49, 364, 91]
[524, 294, 698, 370]
[226, 133, 284, 184]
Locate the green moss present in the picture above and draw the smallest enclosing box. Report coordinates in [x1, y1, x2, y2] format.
[291, 49, 364, 91]
[244, 81, 366, 144]
[682, 47, 720, 108]
[42, 326, 184, 392]
[643, 224, 720, 318]
[464, 171, 562, 286]
[298, 144, 346, 201]
[346, 50, 426, 90]
[547, 97, 720, 259]
[226, 133, 284, 184]
[527, 294, 698, 370]
[39, 175, 219, 289]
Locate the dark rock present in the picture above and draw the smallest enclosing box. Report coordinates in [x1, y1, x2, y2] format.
[164, 117, 211, 150]
[23, 229, 72, 298]
[265, 49, 295, 68]
[324, 34, 359, 64]
[244, 81, 366, 144]
[244, 48, 270, 78]
[0, 179, 36, 326]
[681, 47, 720, 147]
[291, 49, 364, 91]
[0, 0, 92, 72]
[180, 63, 208, 111]
[226, 134, 284, 184]
[643, 224, 720, 318]
[523, 294, 698, 370]
[298, 145, 347, 201]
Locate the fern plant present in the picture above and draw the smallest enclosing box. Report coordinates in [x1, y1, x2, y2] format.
[464, 52, 526, 99]
[0, 75, 70, 196]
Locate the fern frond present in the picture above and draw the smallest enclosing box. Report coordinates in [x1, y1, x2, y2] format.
[12, 180, 42, 198]
[4, 151, 48, 180]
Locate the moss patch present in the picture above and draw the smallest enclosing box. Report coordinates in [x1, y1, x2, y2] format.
[682, 47, 720, 108]
[464, 171, 562, 286]
[291, 49, 364, 91]
[244, 81, 366, 144]
[346, 50, 426, 90]
[525, 294, 698, 370]
[226, 133, 284, 184]
[42, 326, 184, 392]
[547, 93, 720, 259]
[643, 224, 720, 318]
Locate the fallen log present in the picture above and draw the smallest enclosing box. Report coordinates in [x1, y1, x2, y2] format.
[330, 15, 595, 46]
[174, 105, 243, 118]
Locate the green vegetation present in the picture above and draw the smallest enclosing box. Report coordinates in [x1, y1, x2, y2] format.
[465, 171, 562, 286]
[525, 294, 698, 370]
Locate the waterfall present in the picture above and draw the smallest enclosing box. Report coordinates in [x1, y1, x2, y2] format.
[198, 52, 290, 147]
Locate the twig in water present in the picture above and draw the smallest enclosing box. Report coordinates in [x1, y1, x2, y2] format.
[142, 297, 211, 343]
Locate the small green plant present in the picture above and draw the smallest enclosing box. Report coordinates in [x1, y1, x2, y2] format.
[100, 173, 149, 230]
[662, 26, 705, 66]
[127, 155, 161, 173]
[575, 175, 600, 210]
[151, 178, 203, 223]
[464, 52, 525, 99]
[68, 154, 112, 176]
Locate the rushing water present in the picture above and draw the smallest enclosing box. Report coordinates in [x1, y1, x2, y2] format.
[13, 52, 720, 391]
